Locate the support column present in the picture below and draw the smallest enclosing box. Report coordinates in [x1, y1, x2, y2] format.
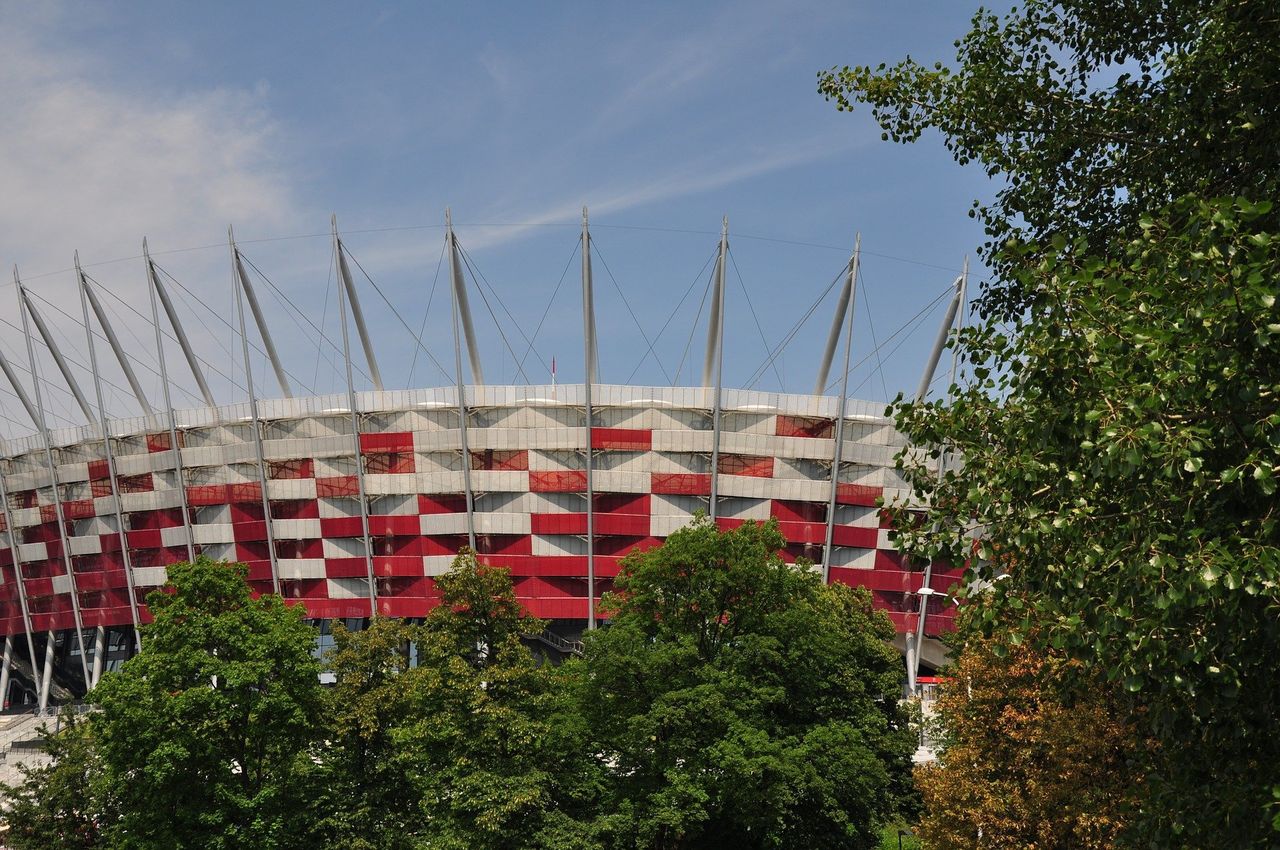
[14, 268, 90, 689]
[228, 229, 281, 595]
[37, 630, 54, 713]
[334, 226, 385, 391]
[0, 450, 41, 696]
[145, 242, 217, 408]
[822, 235, 860, 583]
[232, 244, 292, 398]
[77, 255, 143, 649]
[446, 209, 484, 385]
[446, 212, 478, 551]
[0, 635, 12, 710]
[0, 352, 40, 426]
[81, 276, 153, 415]
[19, 292, 95, 422]
[90, 624, 106, 687]
[707, 218, 728, 523]
[909, 258, 967, 693]
[145, 240, 197, 568]
[333, 217, 378, 618]
[581, 208, 597, 630]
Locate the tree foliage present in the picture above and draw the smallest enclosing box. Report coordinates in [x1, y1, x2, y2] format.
[821, 1, 1280, 843]
[575, 516, 915, 850]
[1, 712, 109, 850]
[3, 539, 916, 849]
[915, 615, 1144, 849]
[310, 550, 600, 850]
[89, 557, 324, 850]
[819, 0, 1280, 319]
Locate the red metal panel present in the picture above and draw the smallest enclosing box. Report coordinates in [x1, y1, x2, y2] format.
[324, 557, 369, 578]
[529, 470, 587, 493]
[831, 525, 878, 549]
[476, 534, 532, 556]
[651, 472, 710, 495]
[471, 449, 529, 471]
[368, 515, 420, 537]
[418, 494, 466, 514]
[531, 513, 587, 535]
[360, 432, 414, 453]
[775, 520, 826, 545]
[771, 500, 825, 523]
[316, 476, 359, 498]
[147, 431, 183, 452]
[835, 483, 882, 506]
[365, 452, 415, 474]
[591, 427, 652, 451]
[268, 458, 315, 479]
[64, 499, 96, 520]
[717, 454, 774, 478]
[305, 598, 374, 619]
[373, 555, 425, 577]
[775, 414, 833, 439]
[594, 493, 650, 514]
[319, 516, 364, 538]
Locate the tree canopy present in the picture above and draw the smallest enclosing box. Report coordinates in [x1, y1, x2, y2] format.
[821, 0, 1280, 843]
[575, 516, 916, 850]
[915, 613, 1143, 849]
[820, 0, 1280, 318]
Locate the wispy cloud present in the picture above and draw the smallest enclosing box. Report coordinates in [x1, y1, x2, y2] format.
[0, 7, 304, 428]
[346, 133, 858, 273]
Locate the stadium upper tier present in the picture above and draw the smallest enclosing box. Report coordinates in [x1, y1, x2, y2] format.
[0, 383, 960, 639]
[0, 213, 967, 707]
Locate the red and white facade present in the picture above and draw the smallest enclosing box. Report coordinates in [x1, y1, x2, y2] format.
[0, 384, 959, 651]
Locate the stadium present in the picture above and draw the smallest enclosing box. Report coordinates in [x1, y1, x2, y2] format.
[0, 213, 966, 712]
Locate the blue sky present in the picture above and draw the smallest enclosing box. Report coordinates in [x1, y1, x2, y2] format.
[0, 1, 992, 433]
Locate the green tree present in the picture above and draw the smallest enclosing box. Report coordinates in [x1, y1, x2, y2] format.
[90, 557, 324, 850]
[307, 616, 424, 850]
[1, 712, 110, 850]
[313, 550, 600, 850]
[576, 517, 915, 850]
[819, 0, 1280, 319]
[821, 2, 1280, 843]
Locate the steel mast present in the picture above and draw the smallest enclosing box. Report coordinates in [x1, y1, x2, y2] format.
[821, 235, 860, 583]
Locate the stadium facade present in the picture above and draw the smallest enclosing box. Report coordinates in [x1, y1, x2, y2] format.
[0, 213, 965, 711]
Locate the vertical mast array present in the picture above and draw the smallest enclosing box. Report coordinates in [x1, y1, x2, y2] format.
[445, 210, 478, 552]
[80, 276, 153, 415]
[228, 228, 281, 595]
[581, 207, 597, 630]
[76, 255, 142, 672]
[332, 217, 379, 617]
[908, 257, 968, 693]
[707, 218, 728, 522]
[0, 437, 45, 700]
[821, 235, 861, 583]
[901, 262, 967, 696]
[13, 267, 91, 701]
[145, 245, 217, 408]
[334, 228, 384, 391]
[144, 240, 197, 563]
[231, 245, 292, 398]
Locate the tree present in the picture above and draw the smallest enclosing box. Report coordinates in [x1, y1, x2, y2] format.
[575, 516, 915, 850]
[821, 2, 1280, 843]
[819, 0, 1280, 319]
[307, 616, 424, 850]
[89, 557, 324, 850]
[313, 550, 600, 850]
[915, 614, 1144, 849]
[1, 712, 110, 850]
